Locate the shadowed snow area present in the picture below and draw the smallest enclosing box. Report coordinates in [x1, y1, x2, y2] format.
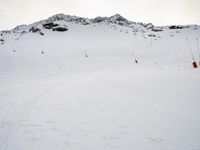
[0, 14, 200, 150]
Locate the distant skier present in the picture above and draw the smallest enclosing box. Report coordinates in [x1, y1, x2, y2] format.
[41, 51, 44, 54]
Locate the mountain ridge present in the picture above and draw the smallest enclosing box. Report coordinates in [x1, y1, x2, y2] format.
[0, 13, 199, 47]
[1, 13, 197, 33]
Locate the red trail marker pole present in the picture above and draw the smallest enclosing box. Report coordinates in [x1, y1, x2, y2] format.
[196, 38, 200, 66]
[186, 38, 198, 68]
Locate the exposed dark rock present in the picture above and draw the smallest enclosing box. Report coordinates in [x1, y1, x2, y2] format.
[2, 31, 10, 34]
[29, 27, 40, 33]
[144, 23, 154, 29]
[29, 27, 44, 35]
[109, 14, 129, 26]
[82, 21, 90, 25]
[52, 27, 68, 32]
[93, 17, 107, 23]
[46, 14, 91, 25]
[0, 38, 5, 45]
[169, 25, 184, 29]
[43, 23, 59, 29]
[152, 28, 163, 32]
[42, 22, 68, 32]
[20, 31, 26, 36]
[148, 34, 156, 37]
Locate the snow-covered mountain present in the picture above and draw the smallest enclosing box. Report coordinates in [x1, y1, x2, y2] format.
[0, 13, 198, 44]
[1, 13, 200, 75]
[0, 14, 200, 150]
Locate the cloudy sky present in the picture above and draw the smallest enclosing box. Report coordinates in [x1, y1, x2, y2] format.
[0, 0, 200, 30]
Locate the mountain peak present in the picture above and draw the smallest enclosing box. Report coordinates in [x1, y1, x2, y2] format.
[110, 14, 127, 21]
[109, 14, 129, 26]
[47, 13, 69, 22]
[46, 13, 129, 24]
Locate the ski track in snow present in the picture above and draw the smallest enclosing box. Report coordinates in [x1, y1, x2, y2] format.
[0, 69, 200, 150]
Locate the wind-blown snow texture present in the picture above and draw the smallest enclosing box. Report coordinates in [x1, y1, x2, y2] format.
[0, 14, 200, 150]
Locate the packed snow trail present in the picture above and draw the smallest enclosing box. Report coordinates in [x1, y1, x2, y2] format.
[0, 67, 200, 150]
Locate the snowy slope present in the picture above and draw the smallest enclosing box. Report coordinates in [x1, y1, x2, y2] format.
[1, 14, 200, 76]
[0, 14, 200, 150]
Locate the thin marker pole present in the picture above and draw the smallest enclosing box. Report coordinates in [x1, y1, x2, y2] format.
[131, 50, 138, 63]
[196, 38, 200, 64]
[85, 50, 88, 58]
[132, 33, 138, 63]
[186, 38, 195, 61]
[186, 38, 198, 68]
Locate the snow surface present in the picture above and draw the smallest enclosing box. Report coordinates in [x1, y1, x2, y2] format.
[0, 14, 200, 150]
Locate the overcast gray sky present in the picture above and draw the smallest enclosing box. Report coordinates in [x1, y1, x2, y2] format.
[0, 0, 200, 30]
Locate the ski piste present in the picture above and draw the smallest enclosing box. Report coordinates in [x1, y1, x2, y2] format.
[0, 14, 200, 150]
